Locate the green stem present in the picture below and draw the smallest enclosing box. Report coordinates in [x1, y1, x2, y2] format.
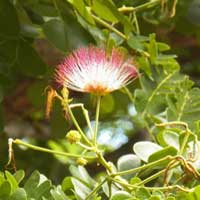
[96, 151, 113, 174]
[68, 107, 92, 146]
[93, 96, 101, 145]
[85, 178, 107, 200]
[113, 155, 173, 176]
[137, 169, 165, 186]
[69, 103, 94, 139]
[118, 0, 162, 13]
[13, 139, 95, 160]
[179, 130, 191, 155]
[112, 177, 192, 192]
[123, 87, 135, 104]
[91, 14, 127, 40]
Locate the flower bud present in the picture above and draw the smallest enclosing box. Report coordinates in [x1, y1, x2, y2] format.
[66, 130, 81, 144]
[76, 157, 88, 166]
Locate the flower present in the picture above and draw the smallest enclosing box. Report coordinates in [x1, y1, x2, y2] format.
[55, 46, 137, 95]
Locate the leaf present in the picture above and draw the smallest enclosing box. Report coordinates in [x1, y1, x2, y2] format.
[9, 188, 27, 200]
[61, 177, 73, 192]
[133, 141, 162, 162]
[167, 78, 200, 129]
[110, 191, 131, 200]
[0, 181, 11, 198]
[117, 154, 141, 179]
[13, 170, 25, 184]
[50, 186, 68, 200]
[43, 19, 68, 52]
[69, 166, 96, 187]
[17, 40, 47, 77]
[73, 0, 95, 24]
[5, 171, 18, 192]
[92, 0, 118, 23]
[71, 178, 91, 200]
[134, 70, 184, 119]
[148, 33, 158, 64]
[135, 188, 150, 199]
[76, 13, 106, 44]
[137, 56, 151, 79]
[92, 0, 133, 34]
[24, 171, 40, 197]
[157, 130, 180, 150]
[148, 146, 177, 163]
[127, 35, 145, 52]
[149, 196, 161, 200]
[0, 0, 20, 37]
[34, 180, 52, 199]
[157, 42, 170, 52]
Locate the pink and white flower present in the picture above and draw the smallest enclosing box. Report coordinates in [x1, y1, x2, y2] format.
[55, 46, 137, 95]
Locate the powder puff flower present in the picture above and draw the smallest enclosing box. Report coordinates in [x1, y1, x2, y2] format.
[55, 46, 137, 95]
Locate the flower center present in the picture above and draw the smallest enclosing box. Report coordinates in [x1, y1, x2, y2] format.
[84, 83, 111, 95]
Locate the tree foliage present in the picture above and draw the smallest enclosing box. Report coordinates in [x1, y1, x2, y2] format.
[1, 0, 200, 199]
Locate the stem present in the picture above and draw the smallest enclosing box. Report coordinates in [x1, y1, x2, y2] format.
[123, 87, 135, 104]
[112, 177, 192, 192]
[13, 139, 96, 160]
[179, 130, 191, 155]
[85, 178, 107, 200]
[91, 14, 127, 40]
[69, 103, 94, 139]
[96, 151, 113, 174]
[113, 155, 173, 176]
[68, 107, 92, 146]
[118, 0, 162, 13]
[137, 169, 165, 185]
[93, 96, 101, 145]
[156, 121, 189, 131]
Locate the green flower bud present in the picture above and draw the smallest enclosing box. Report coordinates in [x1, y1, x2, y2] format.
[76, 157, 88, 166]
[66, 130, 81, 144]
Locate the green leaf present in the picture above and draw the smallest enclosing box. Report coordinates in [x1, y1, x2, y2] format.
[148, 146, 177, 163]
[127, 35, 145, 52]
[137, 56, 151, 79]
[130, 177, 142, 185]
[71, 178, 91, 200]
[134, 70, 183, 118]
[117, 154, 141, 179]
[135, 188, 150, 199]
[167, 78, 200, 129]
[17, 40, 46, 77]
[0, 181, 11, 198]
[50, 186, 68, 200]
[24, 171, 40, 197]
[149, 196, 161, 200]
[110, 191, 132, 200]
[35, 180, 52, 199]
[92, 0, 133, 34]
[5, 171, 18, 192]
[133, 141, 162, 162]
[69, 166, 96, 187]
[76, 13, 106, 44]
[43, 19, 68, 52]
[9, 188, 27, 200]
[157, 130, 180, 150]
[0, 0, 20, 37]
[13, 170, 25, 184]
[92, 0, 118, 23]
[73, 0, 95, 24]
[148, 33, 157, 64]
[157, 42, 170, 52]
[61, 177, 73, 192]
